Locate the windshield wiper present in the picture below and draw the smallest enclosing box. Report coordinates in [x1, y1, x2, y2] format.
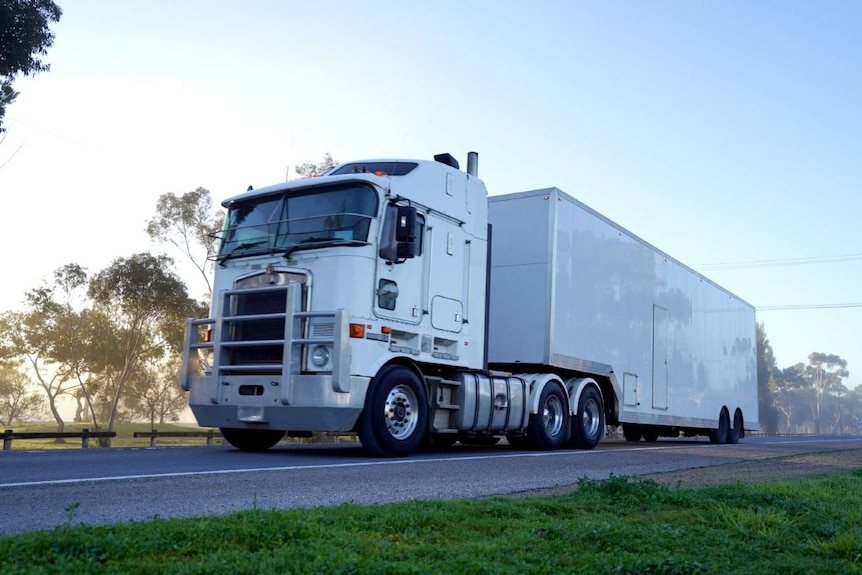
[281, 238, 368, 260]
[217, 240, 270, 266]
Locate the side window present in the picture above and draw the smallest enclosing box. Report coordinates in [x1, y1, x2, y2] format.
[379, 204, 424, 261]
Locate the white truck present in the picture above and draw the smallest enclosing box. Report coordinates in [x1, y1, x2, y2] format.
[181, 152, 758, 456]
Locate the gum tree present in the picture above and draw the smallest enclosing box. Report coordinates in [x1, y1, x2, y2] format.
[145, 187, 224, 298]
[0, 0, 63, 132]
[87, 253, 204, 440]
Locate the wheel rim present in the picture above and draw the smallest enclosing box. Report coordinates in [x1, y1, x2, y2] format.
[581, 397, 601, 438]
[542, 394, 564, 437]
[384, 384, 419, 440]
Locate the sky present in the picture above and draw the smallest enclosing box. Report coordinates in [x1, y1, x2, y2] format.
[1, 0, 860, 390]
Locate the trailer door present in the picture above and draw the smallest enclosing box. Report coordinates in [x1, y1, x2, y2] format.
[652, 305, 668, 410]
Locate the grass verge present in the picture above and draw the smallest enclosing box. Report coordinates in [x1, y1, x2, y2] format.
[1, 470, 861, 574]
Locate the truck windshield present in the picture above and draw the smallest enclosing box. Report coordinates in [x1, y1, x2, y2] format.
[217, 183, 379, 261]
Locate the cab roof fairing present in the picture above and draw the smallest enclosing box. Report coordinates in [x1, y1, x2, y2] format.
[220, 158, 475, 208]
[220, 172, 387, 208]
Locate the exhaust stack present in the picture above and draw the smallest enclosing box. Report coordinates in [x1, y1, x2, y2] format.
[467, 152, 479, 177]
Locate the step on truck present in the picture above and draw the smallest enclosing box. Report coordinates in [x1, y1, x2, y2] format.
[181, 152, 758, 456]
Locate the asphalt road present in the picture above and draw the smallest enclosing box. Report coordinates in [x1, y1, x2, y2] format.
[1, 435, 860, 537]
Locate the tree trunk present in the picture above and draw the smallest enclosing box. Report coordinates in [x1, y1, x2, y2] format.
[778, 405, 791, 433]
[74, 395, 84, 423]
[813, 393, 822, 435]
[47, 393, 66, 443]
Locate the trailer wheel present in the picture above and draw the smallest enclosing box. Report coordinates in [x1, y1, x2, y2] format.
[726, 409, 743, 445]
[527, 382, 568, 450]
[568, 385, 604, 449]
[622, 424, 642, 442]
[358, 366, 428, 457]
[220, 428, 285, 451]
[709, 408, 730, 444]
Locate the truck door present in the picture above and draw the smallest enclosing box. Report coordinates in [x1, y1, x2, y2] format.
[374, 204, 425, 325]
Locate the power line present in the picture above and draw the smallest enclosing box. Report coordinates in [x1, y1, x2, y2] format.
[694, 252, 862, 271]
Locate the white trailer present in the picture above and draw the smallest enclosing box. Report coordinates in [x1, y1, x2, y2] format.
[182, 152, 757, 456]
[486, 188, 758, 444]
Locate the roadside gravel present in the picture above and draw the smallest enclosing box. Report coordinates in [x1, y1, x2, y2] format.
[511, 447, 862, 497]
[640, 447, 862, 488]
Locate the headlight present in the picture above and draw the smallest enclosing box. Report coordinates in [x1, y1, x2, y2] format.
[311, 345, 331, 368]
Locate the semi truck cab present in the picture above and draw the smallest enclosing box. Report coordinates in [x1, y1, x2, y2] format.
[182, 153, 532, 455]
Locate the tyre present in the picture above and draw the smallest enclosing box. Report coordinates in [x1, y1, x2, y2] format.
[622, 424, 642, 442]
[220, 428, 285, 451]
[642, 429, 660, 443]
[358, 366, 428, 457]
[726, 409, 743, 445]
[568, 385, 604, 449]
[708, 408, 730, 445]
[527, 382, 568, 450]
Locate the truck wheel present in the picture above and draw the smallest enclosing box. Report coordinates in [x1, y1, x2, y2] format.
[709, 408, 730, 444]
[220, 428, 285, 451]
[622, 424, 642, 442]
[527, 382, 568, 450]
[726, 409, 743, 444]
[568, 385, 604, 449]
[358, 366, 428, 457]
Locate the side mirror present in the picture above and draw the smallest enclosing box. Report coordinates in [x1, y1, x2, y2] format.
[395, 206, 419, 243]
[380, 204, 420, 262]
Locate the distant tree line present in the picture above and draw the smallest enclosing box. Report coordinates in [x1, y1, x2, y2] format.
[0, 157, 334, 440]
[757, 324, 861, 435]
[0, 188, 222, 441]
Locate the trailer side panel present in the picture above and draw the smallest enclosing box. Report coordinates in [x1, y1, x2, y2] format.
[487, 188, 758, 431]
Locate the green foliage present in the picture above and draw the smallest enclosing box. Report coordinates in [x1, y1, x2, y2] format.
[616, 559, 709, 575]
[771, 349, 853, 434]
[756, 322, 779, 433]
[63, 502, 80, 528]
[0, 363, 43, 425]
[0, 0, 63, 132]
[0, 79, 18, 131]
[295, 152, 337, 178]
[0, 256, 199, 437]
[1, 471, 860, 574]
[145, 187, 224, 297]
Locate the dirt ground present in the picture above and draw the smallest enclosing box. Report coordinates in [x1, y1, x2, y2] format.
[516, 447, 862, 497]
[639, 447, 862, 488]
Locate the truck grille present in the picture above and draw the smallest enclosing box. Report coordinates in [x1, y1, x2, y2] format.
[229, 288, 289, 366]
[182, 280, 347, 390]
[233, 290, 286, 343]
